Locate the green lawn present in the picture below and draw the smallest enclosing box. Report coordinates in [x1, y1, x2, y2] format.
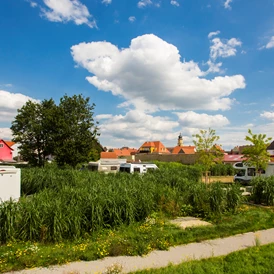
[131, 243, 274, 274]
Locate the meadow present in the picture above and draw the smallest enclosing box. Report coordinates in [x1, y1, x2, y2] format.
[1, 163, 274, 272]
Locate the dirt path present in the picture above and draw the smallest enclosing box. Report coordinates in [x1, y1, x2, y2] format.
[7, 228, 274, 274]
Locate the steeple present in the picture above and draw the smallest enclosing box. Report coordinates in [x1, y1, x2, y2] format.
[177, 133, 183, 146]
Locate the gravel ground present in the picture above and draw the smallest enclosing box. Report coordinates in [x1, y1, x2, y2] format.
[6, 228, 274, 274]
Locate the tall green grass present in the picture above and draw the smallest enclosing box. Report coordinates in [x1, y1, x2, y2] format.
[0, 165, 243, 243]
[251, 176, 274, 205]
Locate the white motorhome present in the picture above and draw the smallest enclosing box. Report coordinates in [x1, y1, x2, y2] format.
[233, 162, 274, 184]
[119, 163, 158, 174]
[88, 158, 127, 173]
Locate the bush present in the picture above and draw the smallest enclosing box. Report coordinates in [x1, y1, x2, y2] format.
[251, 176, 274, 205]
[0, 165, 243, 243]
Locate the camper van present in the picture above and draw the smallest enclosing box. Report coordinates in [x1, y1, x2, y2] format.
[233, 162, 274, 184]
[119, 163, 158, 174]
[88, 159, 127, 173]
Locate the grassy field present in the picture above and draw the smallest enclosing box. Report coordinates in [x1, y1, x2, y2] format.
[1, 164, 274, 273]
[131, 243, 274, 274]
[1, 205, 274, 273]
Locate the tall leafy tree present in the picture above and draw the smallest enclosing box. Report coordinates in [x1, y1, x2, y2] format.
[11, 94, 100, 168]
[242, 129, 272, 174]
[54, 94, 99, 168]
[193, 128, 223, 183]
[11, 99, 57, 166]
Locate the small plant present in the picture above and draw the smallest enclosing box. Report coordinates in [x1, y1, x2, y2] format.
[254, 232, 261, 247]
[103, 263, 123, 274]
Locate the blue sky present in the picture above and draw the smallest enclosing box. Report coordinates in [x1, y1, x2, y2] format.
[0, 0, 274, 150]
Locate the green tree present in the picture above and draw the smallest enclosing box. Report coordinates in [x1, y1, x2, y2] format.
[242, 129, 272, 174]
[11, 99, 57, 167]
[54, 94, 99, 168]
[11, 94, 100, 168]
[193, 128, 224, 183]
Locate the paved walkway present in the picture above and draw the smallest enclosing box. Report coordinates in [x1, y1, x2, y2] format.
[8, 228, 274, 274]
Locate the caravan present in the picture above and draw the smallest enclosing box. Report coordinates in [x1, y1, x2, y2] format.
[119, 163, 158, 174]
[233, 162, 274, 184]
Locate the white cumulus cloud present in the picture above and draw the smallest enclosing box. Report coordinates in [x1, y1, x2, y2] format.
[261, 111, 274, 121]
[0, 128, 12, 140]
[138, 0, 152, 8]
[128, 16, 136, 23]
[208, 30, 220, 39]
[224, 0, 232, 9]
[175, 111, 230, 128]
[210, 37, 242, 60]
[171, 1, 179, 7]
[0, 90, 39, 123]
[25, 0, 38, 8]
[96, 110, 179, 147]
[41, 0, 97, 28]
[71, 34, 246, 112]
[102, 0, 112, 5]
[266, 36, 274, 49]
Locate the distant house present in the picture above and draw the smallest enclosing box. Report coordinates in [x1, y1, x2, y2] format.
[267, 141, 274, 156]
[170, 145, 196, 154]
[223, 154, 246, 164]
[0, 140, 14, 162]
[138, 141, 170, 154]
[113, 147, 138, 158]
[167, 134, 196, 154]
[100, 152, 118, 159]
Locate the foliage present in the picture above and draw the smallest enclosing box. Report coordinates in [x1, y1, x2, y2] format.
[0, 165, 243, 244]
[192, 128, 224, 182]
[54, 94, 99, 167]
[11, 94, 100, 168]
[11, 99, 57, 167]
[251, 176, 274, 205]
[242, 129, 272, 174]
[1, 206, 274, 273]
[210, 164, 236, 176]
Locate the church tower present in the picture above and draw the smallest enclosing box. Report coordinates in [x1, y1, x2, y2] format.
[177, 133, 183, 147]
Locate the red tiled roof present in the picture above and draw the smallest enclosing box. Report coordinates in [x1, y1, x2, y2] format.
[223, 154, 246, 162]
[113, 148, 138, 157]
[100, 152, 117, 159]
[172, 146, 196, 154]
[139, 141, 170, 154]
[5, 141, 15, 148]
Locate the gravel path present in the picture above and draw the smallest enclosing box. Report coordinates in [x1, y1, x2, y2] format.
[7, 228, 274, 274]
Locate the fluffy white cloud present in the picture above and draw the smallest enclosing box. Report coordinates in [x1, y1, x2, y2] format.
[137, 0, 152, 8]
[96, 110, 179, 146]
[71, 34, 246, 112]
[206, 60, 223, 74]
[224, 0, 232, 9]
[26, 0, 38, 8]
[208, 30, 220, 38]
[171, 1, 179, 7]
[41, 0, 96, 28]
[102, 0, 112, 5]
[175, 111, 230, 128]
[0, 128, 12, 140]
[261, 111, 274, 121]
[210, 37, 242, 60]
[128, 16, 136, 23]
[266, 36, 274, 49]
[0, 90, 39, 123]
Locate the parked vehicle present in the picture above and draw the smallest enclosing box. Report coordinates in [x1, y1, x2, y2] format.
[119, 163, 158, 174]
[233, 162, 274, 184]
